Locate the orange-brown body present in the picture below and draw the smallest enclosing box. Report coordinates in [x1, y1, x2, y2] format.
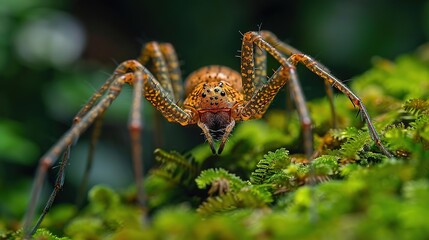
[183, 66, 244, 142]
[183, 65, 243, 113]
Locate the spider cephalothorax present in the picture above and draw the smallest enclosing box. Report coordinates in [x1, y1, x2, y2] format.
[23, 30, 392, 238]
[183, 66, 244, 154]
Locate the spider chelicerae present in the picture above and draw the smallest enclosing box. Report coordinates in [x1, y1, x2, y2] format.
[22, 30, 392, 238]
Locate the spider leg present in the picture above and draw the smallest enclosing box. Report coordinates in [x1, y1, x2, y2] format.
[74, 74, 117, 123]
[240, 31, 392, 161]
[75, 113, 104, 208]
[65, 74, 117, 207]
[260, 30, 302, 56]
[260, 30, 337, 129]
[140, 64, 193, 126]
[29, 147, 70, 237]
[254, 44, 267, 90]
[239, 31, 322, 161]
[65, 65, 129, 209]
[128, 70, 145, 210]
[158, 43, 184, 101]
[239, 61, 314, 161]
[286, 68, 313, 160]
[324, 80, 337, 128]
[120, 60, 193, 126]
[287, 53, 393, 157]
[71, 77, 128, 209]
[108, 59, 193, 214]
[138, 42, 184, 148]
[23, 68, 135, 238]
[252, 41, 315, 139]
[239, 32, 294, 120]
[239, 65, 290, 120]
[138, 42, 183, 102]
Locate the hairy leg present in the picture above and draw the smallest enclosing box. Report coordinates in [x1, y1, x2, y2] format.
[138, 42, 184, 147]
[239, 32, 314, 161]
[287, 53, 392, 157]
[23, 70, 133, 238]
[260, 30, 337, 128]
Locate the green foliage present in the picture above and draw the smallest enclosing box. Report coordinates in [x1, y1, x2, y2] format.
[145, 149, 201, 210]
[250, 148, 291, 185]
[64, 186, 141, 240]
[352, 55, 429, 101]
[196, 168, 272, 215]
[151, 148, 199, 183]
[0, 228, 70, 240]
[404, 99, 429, 115]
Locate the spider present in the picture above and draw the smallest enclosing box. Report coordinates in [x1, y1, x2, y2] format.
[22, 30, 392, 238]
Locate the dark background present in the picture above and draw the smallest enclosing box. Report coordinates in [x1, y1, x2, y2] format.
[1, 0, 428, 220]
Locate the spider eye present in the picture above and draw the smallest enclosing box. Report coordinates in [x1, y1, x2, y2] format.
[220, 91, 226, 96]
[202, 92, 207, 98]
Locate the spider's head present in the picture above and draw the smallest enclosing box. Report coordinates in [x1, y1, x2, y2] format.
[198, 110, 235, 155]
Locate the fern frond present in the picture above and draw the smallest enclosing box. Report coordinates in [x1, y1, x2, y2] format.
[197, 192, 239, 215]
[250, 148, 290, 184]
[149, 168, 180, 184]
[331, 127, 360, 141]
[197, 186, 272, 215]
[34, 228, 70, 240]
[312, 155, 340, 175]
[338, 129, 371, 160]
[404, 99, 429, 116]
[410, 114, 429, 131]
[196, 168, 246, 191]
[154, 148, 197, 173]
[384, 123, 414, 151]
[151, 149, 200, 185]
[239, 185, 273, 204]
[358, 152, 386, 165]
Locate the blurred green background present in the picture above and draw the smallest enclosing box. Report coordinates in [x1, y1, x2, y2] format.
[0, 0, 428, 227]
